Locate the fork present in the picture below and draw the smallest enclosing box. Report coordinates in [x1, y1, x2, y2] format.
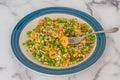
[68, 27, 119, 44]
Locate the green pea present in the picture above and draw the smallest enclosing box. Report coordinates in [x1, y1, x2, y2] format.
[49, 63, 54, 66]
[87, 29, 93, 33]
[57, 18, 67, 23]
[26, 31, 32, 38]
[46, 21, 51, 26]
[25, 40, 35, 46]
[36, 54, 40, 59]
[39, 36, 44, 44]
[64, 23, 70, 27]
[39, 59, 44, 64]
[70, 19, 75, 24]
[91, 39, 96, 43]
[32, 52, 37, 58]
[85, 36, 90, 41]
[38, 58, 42, 62]
[65, 28, 74, 35]
[55, 63, 60, 67]
[72, 60, 77, 64]
[49, 60, 55, 66]
[81, 47, 85, 52]
[79, 57, 84, 61]
[44, 17, 51, 21]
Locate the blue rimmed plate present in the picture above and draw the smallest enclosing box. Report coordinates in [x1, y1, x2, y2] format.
[11, 7, 106, 75]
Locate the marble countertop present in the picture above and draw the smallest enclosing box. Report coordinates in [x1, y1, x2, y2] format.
[0, 0, 120, 80]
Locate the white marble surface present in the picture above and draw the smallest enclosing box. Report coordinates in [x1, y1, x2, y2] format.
[0, 0, 120, 80]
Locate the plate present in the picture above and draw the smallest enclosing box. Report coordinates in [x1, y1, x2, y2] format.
[11, 7, 106, 75]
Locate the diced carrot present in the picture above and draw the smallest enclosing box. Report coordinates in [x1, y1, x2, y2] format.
[31, 31, 39, 39]
[38, 19, 45, 25]
[62, 59, 70, 67]
[49, 49, 58, 59]
[61, 36, 68, 47]
[56, 30, 64, 38]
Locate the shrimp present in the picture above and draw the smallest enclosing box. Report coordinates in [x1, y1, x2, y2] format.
[49, 49, 58, 59]
[61, 36, 68, 47]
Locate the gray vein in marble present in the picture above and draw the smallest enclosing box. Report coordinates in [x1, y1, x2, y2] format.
[112, 62, 120, 76]
[107, 36, 120, 58]
[114, 46, 120, 57]
[84, 1, 93, 15]
[118, 25, 120, 28]
[113, 62, 120, 68]
[93, 61, 110, 80]
[0, 0, 8, 7]
[91, 0, 120, 10]
[85, 0, 103, 24]
[6, 0, 31, 7]
[25, 69, 32, 80]
[9, 50, 32, 80]
[106, 36, 120, 72]
[92, 0, 106, 4]
[0, 0, 35, 19]
[0, 67, 6, 70]
[113, 72, 120, 76]
[40, 0, 58, 6]
[12, 68, 32, 80]
[0, 1, 17, 39]
[0, 1, 18, 18]
[92, 34, 120, 79]
[110, 0, 120, 10]
[12, 72, 22, 80]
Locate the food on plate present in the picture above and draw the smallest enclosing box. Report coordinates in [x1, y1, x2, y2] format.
[23, 17, 96, 67]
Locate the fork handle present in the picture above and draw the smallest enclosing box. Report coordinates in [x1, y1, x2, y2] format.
[82, 27, 119, 38]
